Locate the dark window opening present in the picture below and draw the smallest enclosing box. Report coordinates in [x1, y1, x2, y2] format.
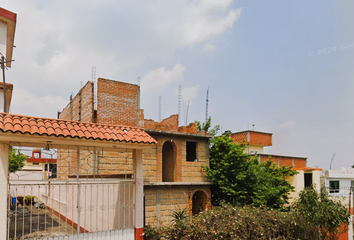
[329, 180, 340, 193]
[162, 141, 174, 182]
[192, 191, 207, 215]
[186, 142, 197, 162]
[45, 163, 57, 179]
[304, 173, 313, 188]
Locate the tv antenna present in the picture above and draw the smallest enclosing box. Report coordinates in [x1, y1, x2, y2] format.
[205, 87, 209, 123]
[329, 152, 337, 170]
[178, 85, 181, 125]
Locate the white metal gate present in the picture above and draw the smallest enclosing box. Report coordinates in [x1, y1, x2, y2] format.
[7, 146, 136, 240]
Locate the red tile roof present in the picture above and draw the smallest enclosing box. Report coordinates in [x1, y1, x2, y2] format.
[0, 113, 157, 144]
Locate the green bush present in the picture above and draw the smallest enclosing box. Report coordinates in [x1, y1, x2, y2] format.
[145, 204, 320, 240]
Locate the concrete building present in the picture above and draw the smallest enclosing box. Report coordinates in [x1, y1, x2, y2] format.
[57, 78, 212, 227]
[230, 130, 322, 201]
[322, 168, 354, 199]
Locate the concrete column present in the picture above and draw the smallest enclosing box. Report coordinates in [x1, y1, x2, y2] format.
[0, 143, 9, 239]
[134, 149, 144, 240]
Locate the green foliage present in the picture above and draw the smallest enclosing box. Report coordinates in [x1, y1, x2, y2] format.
[195, 116, 220, 136]
[143, 225, 162, 240]
[9, 146, 27, 173]
[204, 134, 297, 208]
[171, 208, 188, 222]
[292, 185, 350, 240]
[24, 195, 36, 201]
[147, 204, 319, 239]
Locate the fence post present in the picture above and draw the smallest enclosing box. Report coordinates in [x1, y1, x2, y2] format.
[0, 143, 9, 239]
[349, 216, 353, 240]
[134, 149, 143, 240]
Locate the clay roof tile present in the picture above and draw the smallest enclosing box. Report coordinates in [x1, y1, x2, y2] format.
[0, 113, 156, 144]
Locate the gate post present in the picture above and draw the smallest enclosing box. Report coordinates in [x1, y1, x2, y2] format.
[134, 149, 144, 240]
[0, 143, 9, 239]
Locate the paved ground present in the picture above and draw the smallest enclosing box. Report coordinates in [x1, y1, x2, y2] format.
[8, 206, 78, 239]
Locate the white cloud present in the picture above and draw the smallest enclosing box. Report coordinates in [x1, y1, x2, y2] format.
[1, 0, 241, 118]
[202, 43, 216, 52]
[182, 85, 200, 100]
[10, 86, 67, 118]
[182, 8, 241, 45]
[140, 63, 186, 92]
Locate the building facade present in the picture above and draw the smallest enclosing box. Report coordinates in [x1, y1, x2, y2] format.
[57, 78, 212, 226]
[230, 130, 322, 201]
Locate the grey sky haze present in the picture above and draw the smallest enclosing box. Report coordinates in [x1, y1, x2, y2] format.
[1, 0, 354, 170]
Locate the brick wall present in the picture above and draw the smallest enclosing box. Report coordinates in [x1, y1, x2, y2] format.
[56, 148, 135, 180]
[279, 157, 293, 167]
[59, 81, 94, 122]
[181, 140, 208, 182]
[152, 136, 209, 183]
[293, 158, 307, 168]
[97, 78, 142, 127]
[144, 186, 211, 227]
[231, 131, 272, 146]
[259, 154, 307, 168]
[144, 115, 179, 132]
[231, 131, 248, 144]
[144, 115, 200, 134]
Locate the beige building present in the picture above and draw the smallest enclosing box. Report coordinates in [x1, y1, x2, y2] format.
[230, 130, 322, 201]
[57, 78, 212, 227]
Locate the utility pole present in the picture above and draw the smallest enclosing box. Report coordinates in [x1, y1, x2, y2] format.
[1, 56, 6, 113]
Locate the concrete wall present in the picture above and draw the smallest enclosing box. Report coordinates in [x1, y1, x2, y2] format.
[0, 20, 6, 56]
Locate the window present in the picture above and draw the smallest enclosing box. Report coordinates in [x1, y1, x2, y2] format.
[32, 163, 39, 165]
[186, 142, 197, 162]
[329, 180, 340, 193]
[304, 173, 312, 188]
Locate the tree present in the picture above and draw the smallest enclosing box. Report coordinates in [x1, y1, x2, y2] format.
[203, 134, 297, 208]
[292, 185, 350, 240]
[195, 116, 220, 136]
[9, 147, 27, 173]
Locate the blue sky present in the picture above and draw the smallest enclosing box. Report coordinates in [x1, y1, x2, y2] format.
[1, 0, 354, 169]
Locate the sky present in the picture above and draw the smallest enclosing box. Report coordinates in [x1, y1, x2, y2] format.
[1, 0, 354, 170]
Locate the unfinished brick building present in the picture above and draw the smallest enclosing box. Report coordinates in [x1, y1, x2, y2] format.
[230, 130, 322, 201]
[57, 78, 212, 226]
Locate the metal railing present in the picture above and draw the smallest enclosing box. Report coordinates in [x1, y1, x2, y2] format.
[7, 179, 135, 240]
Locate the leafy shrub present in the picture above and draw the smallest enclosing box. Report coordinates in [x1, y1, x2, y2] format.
[143, 225, 163, 240]
[146, 204, 320, 240]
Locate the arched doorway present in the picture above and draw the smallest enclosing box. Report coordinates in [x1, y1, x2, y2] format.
[192, 190, 207, 215]
[162, 141, 174, 182]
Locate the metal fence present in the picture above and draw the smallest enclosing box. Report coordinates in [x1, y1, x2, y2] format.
[7, 145, 137, 240]
[8, 179, 135, 240]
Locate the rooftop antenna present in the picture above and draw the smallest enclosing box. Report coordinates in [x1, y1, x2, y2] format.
[159, 96, 161, 122]
[178, 85, 181, 126]
[92, 66, 97, 110]
[185, 100, 189, 125]
[329, 152, 337, 170]
[205, 87, 209, 123]
[138, 77, 140, 86]
[252, 124, 255, 131]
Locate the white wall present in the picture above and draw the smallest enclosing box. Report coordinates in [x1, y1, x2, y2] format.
[0, 20, 6, 57]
